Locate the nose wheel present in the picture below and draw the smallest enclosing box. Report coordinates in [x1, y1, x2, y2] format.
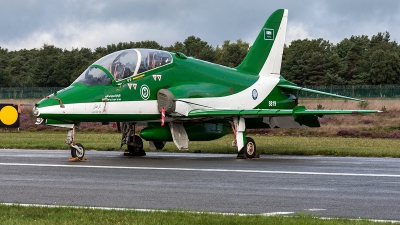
[71, 143, 85, 159]
[66, 125, 87, 161]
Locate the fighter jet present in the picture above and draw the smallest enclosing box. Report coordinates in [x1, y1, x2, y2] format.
[32, 9, 379, 160]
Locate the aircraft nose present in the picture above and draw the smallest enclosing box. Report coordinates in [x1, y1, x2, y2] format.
[32, 105, 40, 117]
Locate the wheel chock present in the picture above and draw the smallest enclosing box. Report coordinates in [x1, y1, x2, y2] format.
[68, 157, 89, 162]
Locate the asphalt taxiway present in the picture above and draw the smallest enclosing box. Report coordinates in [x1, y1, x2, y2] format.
[0, 149, 399, 220]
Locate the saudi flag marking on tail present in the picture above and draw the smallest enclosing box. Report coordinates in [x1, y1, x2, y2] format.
[264, 28, 274, 40]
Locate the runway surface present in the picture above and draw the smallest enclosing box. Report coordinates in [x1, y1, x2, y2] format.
[0, 149, 400, 220]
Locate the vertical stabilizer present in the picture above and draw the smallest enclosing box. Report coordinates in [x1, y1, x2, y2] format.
[236, 9, 288, 76]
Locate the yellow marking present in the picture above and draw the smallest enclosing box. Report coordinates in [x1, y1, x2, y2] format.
[133, 74, 145, 80]
[0, 106, 18, 125]
[68, 157, 89, 162]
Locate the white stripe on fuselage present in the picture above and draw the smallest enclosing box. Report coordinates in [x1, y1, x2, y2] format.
[175, 74, 280, 115]
[38, 74, 280, 117]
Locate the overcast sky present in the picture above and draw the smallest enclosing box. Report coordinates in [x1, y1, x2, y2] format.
[1, 0, 399, 51]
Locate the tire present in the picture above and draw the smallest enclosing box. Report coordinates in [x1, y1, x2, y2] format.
[71, 143, 85, 159]
[244, 137, 256, 158]
[128, 135, 145, 156]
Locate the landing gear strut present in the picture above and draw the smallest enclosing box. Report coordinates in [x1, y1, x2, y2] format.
[232, 117, 259, 159]
[66, 125, 85, 160]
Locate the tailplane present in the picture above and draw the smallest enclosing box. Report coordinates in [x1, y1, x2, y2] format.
[236, 9, 288, 76]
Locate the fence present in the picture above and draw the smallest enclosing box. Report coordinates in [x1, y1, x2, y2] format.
[0, 87, 64, 99]
[1, 85, 400, 99]
[298, 85, 400, 98]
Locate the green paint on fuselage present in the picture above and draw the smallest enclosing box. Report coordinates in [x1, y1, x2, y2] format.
[256, 76, 299, 110]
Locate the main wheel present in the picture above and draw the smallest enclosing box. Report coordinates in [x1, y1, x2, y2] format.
[244, 137, 256, 158]
[71, 143, 85, 159]
[127, 135, 145, 156]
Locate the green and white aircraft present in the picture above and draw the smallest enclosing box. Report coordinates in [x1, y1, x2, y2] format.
[33, 9, 379, 160]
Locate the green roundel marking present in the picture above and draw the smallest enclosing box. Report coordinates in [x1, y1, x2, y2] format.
[140, 84, 150, 100]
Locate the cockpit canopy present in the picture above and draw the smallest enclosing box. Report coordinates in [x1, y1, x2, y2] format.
[73, 49, 173, 86]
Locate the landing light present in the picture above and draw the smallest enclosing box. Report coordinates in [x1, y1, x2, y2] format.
[32, 107, 40, 117]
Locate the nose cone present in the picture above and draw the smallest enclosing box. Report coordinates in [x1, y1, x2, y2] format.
[32, 105, 40, 117]
[32, 99, 50, 125]
[32, 96, 71, 126]
[32, 96, 63, 119]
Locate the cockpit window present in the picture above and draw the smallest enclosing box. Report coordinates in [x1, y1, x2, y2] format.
[73, 66, 111, 86]
[73, 49, 172, 85]
[107, 50, 138, 81]
[137, 49, 172, 74]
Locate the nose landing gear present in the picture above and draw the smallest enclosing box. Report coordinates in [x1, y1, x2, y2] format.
[66, 125, 87, 161]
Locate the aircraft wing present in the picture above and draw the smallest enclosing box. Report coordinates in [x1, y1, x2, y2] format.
[187, 106, 379, 118]
[278, 84, 363, 101]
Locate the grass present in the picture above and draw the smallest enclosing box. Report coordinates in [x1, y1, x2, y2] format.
[0, 131, 120, 150]
[0, 204, 392, 225]
[1, 132, 400, 157]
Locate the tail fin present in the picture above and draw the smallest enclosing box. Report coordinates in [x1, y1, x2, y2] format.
[236, 9, 288, 76]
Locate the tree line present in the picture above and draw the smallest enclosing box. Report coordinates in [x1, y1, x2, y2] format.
[0, 32, 399, 87]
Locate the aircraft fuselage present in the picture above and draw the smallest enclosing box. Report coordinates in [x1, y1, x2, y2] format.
[35, 49, 297, 124]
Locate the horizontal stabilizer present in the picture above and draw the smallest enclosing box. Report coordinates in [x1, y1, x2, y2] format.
[188, 108, 380, 118]
[278, 84, 363, 101]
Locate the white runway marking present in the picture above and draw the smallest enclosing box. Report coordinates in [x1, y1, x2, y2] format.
[307, 208, 326, 211]
[1, 162, 400, 178]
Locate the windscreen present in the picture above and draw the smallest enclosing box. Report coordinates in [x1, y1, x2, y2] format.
[73, 49, 172, 86]
[73, 66, 111, 86]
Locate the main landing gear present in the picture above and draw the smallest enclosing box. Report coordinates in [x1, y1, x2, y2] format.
[232, 117, 259, 159]
[123, 135, 145, 156]
[121, 122, 146, 156]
